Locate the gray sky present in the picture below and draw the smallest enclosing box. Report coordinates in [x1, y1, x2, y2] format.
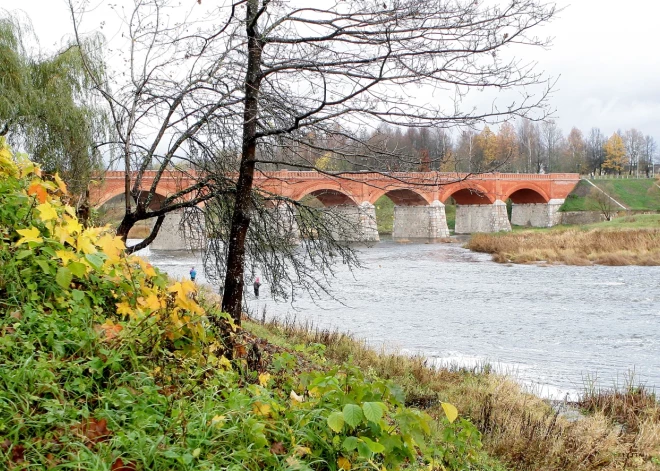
[4, 0, 660, 142]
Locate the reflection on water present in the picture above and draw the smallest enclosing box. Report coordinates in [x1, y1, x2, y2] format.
[133, 239, 660, 399]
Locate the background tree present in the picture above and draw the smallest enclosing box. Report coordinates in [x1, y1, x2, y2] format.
[623, 128, 645, 177]
[517, 118, 542, 173]
[496, 122, 519, 170]
[0, 12, 109, 198]
[587, 128, 606, 175]
[602, 132, 627, 175]
[641, 135, 657, 177]
[565, 127, 586, 173]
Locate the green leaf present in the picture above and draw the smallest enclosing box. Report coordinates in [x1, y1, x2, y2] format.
[15, 250, 32, 260]
[361, 436, 385, 454]
[357, 441, 372, 458]
[442, 402, 459, 424]
[327, 411, 345, 433]
[343, 404, 363, 428]
[342, 436, 358, 452]
[56, 267, 72, 289]
[36, 259, 51, 275]
[84, 253, 104, 270]
[362, 402, 385, 422]
[68, 261, 86, 277]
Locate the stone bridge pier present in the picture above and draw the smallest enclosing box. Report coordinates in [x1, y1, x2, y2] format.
[511, 199, 565, 227]
[392, 200, 450, 242]
[454, 200, 511, 234]
[326, 202, 379, 243]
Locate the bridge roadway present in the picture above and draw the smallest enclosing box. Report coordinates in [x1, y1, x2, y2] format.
[91, 170, 580, 249]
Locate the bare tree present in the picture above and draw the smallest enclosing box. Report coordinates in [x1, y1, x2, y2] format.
[642, 135, 657, 178]
[70, 0, 557, 322]
[587, 127, 606, 175]
[624, 128, 645, 177]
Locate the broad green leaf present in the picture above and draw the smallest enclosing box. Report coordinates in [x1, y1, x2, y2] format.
[36, 259, 51, 275]
[68, 261, 87, 277]
[327, 411, 345, 433]
[85, 253, 104, 270]
[56, 267, 72, 289]
[362, 402, 385, 422]
[15, 250, 32, 259]
[442, 402, 459, 424]
[342, 436, 358, 452]
[357, 441, 372, 459]
[342, 404, 363, 428]
[361, 436, 385, 454]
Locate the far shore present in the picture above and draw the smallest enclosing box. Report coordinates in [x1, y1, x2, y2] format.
[464, 214, 660, 266]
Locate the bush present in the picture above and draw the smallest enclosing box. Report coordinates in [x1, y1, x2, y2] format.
[0, 139, 475, 470]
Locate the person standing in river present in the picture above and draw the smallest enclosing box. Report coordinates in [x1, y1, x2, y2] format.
[190, 267, 197, 282]
[253, 277, 261, 299]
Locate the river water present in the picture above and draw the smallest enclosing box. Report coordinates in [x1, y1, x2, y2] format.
[133, 239, 660, 400]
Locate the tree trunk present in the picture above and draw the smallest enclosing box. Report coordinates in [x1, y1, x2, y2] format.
[222, 0, 264, 324]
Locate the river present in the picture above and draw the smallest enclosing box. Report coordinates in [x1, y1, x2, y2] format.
[133, 239, 660, 400]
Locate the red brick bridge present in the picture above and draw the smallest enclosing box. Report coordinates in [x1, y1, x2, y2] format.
[91, 170, 579, 246]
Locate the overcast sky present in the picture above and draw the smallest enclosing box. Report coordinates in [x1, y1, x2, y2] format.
[4, 0, 660, 142]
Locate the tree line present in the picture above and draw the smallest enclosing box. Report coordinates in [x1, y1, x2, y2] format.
[260, 120, 658, 177]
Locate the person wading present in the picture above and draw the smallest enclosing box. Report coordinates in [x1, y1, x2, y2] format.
[253, 277, 261, 299]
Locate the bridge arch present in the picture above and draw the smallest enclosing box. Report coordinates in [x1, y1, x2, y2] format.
[439, 183, 495, 205]
[94, 191, 169, 210]
[505, 184, 550, 204]
[369, 188, 432, 206]
[293, 184, 358, 206]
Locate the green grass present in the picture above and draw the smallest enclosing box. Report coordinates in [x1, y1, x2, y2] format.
[560, 178, 660, 211]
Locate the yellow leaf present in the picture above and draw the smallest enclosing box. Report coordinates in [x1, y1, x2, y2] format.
[258, 373, 271, 387]
[211, 415, 226, 427]
[253, 401, 271, 417]
[15, 227, 43, 246]
[77, 233, 97, 254]
[442, 402, 459, 424]
[338, 456, 352, 470]
[53, 225, 76, 246]
[56, 250, 78, 266]
[54, 173, 68, 194]
[63, 216, 83, 236]
[138, 293, 163, 311]
[98, 234, 125, 262]
[116, 301, 135, 319]
[36, 202, 58, 221]
[218, 356, 232, 370]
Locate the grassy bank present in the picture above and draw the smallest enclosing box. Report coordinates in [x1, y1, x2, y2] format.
[246, 316, 660, 471]
[466, 215, 660, 265]
[0, 142, 496, 470]
[561, 178, 660, 212]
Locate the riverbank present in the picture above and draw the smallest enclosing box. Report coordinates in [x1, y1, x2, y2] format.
[0, 146, 499, 470]
[465, 214, 660, 265]
[247, 314, 660, 471]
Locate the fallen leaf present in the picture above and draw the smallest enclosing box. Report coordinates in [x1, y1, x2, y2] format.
[270, 441, 286, 455]
[111, 458, 137, 471]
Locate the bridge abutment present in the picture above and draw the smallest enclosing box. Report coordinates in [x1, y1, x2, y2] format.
[393, 200, 450, 242]
[510, 199, 565, 227]
[455, 200, 511, 234]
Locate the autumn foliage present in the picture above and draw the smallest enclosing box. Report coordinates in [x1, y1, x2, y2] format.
[0, 138, 473, 470]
